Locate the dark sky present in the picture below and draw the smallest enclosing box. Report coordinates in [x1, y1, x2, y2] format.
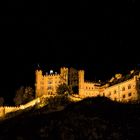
[0, 1, 139, 103]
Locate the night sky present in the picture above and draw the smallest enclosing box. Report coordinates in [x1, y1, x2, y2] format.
[0, 1, 139, 104]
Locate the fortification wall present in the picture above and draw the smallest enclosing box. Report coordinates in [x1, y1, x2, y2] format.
[4, 106, 20, 114]
[0, 107, 5, 117]
[22, 98, 40, 109]
[0, 106, 20, 118]
[103, 76, 138, 102]
[0, 98, 41, 118]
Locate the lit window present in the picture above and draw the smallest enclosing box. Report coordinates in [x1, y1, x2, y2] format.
[128, 93, 132, 97]
[122, 87, 125, 91]
[128, 85, 131, 89]
[48, 81, 52, 84]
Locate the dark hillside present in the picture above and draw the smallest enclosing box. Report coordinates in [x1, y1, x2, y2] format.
[0, 97, 140, 140]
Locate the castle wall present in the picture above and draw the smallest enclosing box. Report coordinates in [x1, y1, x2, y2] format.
[78, 69, 140, 102]
[79, 82, 100, 98]
[4, 106, 20, 114]
[0, 107, 5, 117]
[0, 106, 21, 118]
[21, 98, 40, 109]
[0, 98, 41, 118]
[103, 76, 138, 102]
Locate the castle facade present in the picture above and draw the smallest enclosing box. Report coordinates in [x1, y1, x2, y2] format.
[35, 67, 140, 102]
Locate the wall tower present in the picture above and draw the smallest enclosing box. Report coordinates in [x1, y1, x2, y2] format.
[78, 70, 85, 95]
[35, 70, 43, 97]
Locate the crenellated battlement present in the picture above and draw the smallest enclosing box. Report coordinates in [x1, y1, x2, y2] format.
[61, 67, 68, 70]
[44, 74, 60, 77]
[4, 106, 20, 108]
[0, 98, 41, 118]
[85, 81, 95, 84]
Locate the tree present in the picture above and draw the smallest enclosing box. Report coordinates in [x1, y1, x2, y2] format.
[13, 86, 34, 105]
[56, 83, 72, 95]
[0, 97, 4, 106]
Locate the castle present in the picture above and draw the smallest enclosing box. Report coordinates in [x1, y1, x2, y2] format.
[1, 66, 140, 118]
[35, 67, 140, 102]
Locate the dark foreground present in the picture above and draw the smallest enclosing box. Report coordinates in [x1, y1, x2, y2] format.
[0, 97, 140, 140]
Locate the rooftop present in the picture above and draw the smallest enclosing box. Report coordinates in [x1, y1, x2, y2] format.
[100, 69, 140, 87]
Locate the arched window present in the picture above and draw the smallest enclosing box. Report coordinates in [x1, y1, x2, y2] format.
[128, 93, 132, 97]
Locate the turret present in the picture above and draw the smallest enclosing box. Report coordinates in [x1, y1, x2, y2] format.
[78, 70, 85, 95]
[35, 70, 43, 97]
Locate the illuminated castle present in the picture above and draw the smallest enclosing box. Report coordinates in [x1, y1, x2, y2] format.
[35, 67, 140, 102]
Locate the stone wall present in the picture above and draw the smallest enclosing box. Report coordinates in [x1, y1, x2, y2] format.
[0, 98, 40, 118]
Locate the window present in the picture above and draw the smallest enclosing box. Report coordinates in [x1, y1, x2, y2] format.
[123, 95, 125, 98]
[114, 90, 117, 94]
[128, 84, 131, 89]
[48, 81, 52, 84]
[122, 87, 125, 91]
[47, 86, 52, 90]
[128, 93, 132, 97]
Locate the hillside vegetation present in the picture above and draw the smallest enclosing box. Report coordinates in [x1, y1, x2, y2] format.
[0, 96, 140, 140]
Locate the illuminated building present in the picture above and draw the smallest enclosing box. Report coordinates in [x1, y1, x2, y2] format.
[35, 67, 140, 102]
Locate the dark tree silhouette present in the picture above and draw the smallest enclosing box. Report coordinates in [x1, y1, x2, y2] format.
[56, 83, 72, 95]
[13, 86, 34, 105]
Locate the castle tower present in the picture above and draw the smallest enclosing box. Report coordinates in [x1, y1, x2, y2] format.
[78, 70, 85, 96]
[35, 70, 43, 97]
[60, 67, 69, 85]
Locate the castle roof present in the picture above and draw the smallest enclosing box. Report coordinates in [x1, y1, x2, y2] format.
[100, 69, 140, 88]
